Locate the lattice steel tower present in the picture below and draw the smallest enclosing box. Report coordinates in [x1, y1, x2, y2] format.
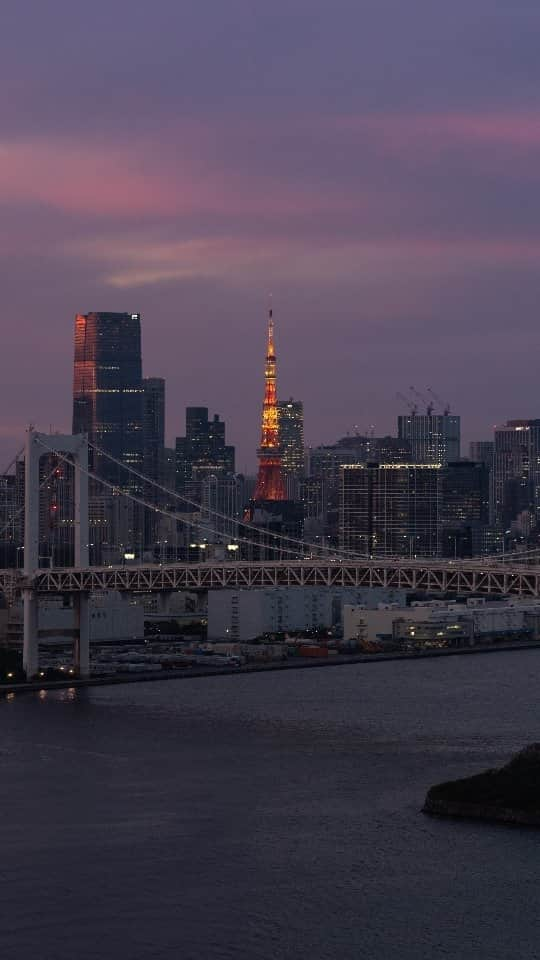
[253, 307, 286, 501]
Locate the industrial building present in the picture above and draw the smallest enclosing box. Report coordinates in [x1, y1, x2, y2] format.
[3, 592, 144, 647]
[343, 597, 540, 649]
[208, 586, 407, 641]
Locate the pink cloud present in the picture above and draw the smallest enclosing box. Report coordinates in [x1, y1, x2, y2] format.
[3, 110, 539, 226]
[0, 133, 367, 220]
[67, 230, 540, 290]
[334, 111, 540, 151]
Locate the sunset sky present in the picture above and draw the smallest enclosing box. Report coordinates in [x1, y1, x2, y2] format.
[2, 0, 540, 469]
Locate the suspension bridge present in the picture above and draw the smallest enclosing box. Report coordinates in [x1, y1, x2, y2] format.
[2, 429, 540, 680]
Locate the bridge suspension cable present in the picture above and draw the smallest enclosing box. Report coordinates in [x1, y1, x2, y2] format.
[36, 437, 540, 568]
[35, 437, 341, 560]
[0, 445, 24, 478]
[85, 440, 371, 561]
[0, 455, 73, 543]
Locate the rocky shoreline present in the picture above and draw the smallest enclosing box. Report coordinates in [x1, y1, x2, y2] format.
[423, 744, 540, 826]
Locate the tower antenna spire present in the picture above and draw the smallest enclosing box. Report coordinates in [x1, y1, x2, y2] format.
[267, 294, 275, 358]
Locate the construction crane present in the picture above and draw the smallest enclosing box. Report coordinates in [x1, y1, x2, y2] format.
[396, 391, 417, 415]
[409, 386, 433, 416]
[427, 387, 451, 416]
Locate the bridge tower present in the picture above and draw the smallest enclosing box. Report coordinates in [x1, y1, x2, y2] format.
[23, 430, 89, 679]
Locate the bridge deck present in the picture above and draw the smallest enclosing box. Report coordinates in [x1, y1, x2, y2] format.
[1, 560, 540, 599]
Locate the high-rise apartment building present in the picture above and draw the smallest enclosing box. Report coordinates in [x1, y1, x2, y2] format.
[175, 407, 235, 498]
[493, 420, 540, 531]
[440, 460, 490, 557]
[469, 441, 494, 468]
[306, 436, 411, 549]
[307, 445, 361, 482]
[307, 443, 367, 550]
[398, 413, 460, 464]
[142, 377, 166, 548]
[278, 399, 305, 477]
[0, 473, 20, 567]
[340, 463, 441, 558]
[143, 378, 165, 486]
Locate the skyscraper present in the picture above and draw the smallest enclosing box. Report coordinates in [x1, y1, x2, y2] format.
[73, 311, 145, 557]
[398, 413, 460, 464]
[142, 377, 166, 548]
[175, 407, 235, 497]
[253, 307, 285, 501]
[493, 420, 540, 531]
[143, 377, 165, 487]
[0, 471, 21, 567]
[340, 463, 441, 558]
[73, 312, 144, 485]
[440, 460, 490, 557]
[278, 398, 305, 478]
[469, 440, 494, 468]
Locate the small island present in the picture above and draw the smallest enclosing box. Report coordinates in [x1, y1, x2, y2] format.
[423, 744, 540, 826]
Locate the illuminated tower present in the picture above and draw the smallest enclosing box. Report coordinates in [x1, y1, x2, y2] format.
[254, 307, 286, 501]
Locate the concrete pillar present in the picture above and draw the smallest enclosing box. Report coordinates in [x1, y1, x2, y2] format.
[24, 430, 41, 576]
[22, 588, 39, 679]
[74, 592, 90, 678]
[157, 591, 172, 616]
[74, 436, 89, 568]
[195, 591, 208, 615]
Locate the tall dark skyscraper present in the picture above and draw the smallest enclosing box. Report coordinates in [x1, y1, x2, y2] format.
[440, 460, 490, 557]
[73, 312, 145, 558]
[398, 412, 460, 464]
[0, 471, 21, 567]
[142, 377, 166, 548]
[143, 377, 165, 487]
[469, 441, 494, 468]
[339, 462, 441, 558]
[73, 312, 144, 486]
[493, 420, 540, 532]
[277, 398, 305, 478]
[175, 407, 235, 498]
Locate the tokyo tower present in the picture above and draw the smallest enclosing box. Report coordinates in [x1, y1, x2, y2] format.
[253, 306, 286, 501]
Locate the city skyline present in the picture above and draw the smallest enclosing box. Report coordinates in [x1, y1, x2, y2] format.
[3, 8, 540, 959]
[0, 301, 531, 472]
[3, 2, 540, 468]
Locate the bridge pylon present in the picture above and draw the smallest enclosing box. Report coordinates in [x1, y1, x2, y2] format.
[23, 430, 89, 679]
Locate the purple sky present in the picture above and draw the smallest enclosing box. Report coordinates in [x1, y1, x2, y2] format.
[2, 0, 540, 470]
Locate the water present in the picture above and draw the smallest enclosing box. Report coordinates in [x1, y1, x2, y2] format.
[2, 651, 540, 959]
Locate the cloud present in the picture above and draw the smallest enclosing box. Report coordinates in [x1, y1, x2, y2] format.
[66, 229, 540, 291]
[0, 130, 366, 220]
[335, 111, 540, 150]
[3, 109, 540, 301]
